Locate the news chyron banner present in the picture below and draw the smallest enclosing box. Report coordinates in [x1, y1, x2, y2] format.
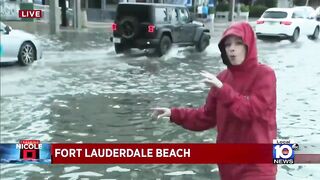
[0, 139, 319, 164]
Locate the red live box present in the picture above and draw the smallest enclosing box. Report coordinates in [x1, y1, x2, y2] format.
[19, 10, 42, 18]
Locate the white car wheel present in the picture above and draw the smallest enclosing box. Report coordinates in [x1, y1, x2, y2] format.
[290, 28, 299, 43]
[18, 42, 35, 66]
[311, 26, 319, 40]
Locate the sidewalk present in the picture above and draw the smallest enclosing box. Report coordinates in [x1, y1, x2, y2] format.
[193, 17, 258, 41]
[84, 18, 258, 32]
[197, 17, 258, 28]
[86, 21, 113, 29]
[3, 18, 258, 37]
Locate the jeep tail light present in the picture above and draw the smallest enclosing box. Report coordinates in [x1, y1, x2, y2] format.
[280, 21, 292, 25]
[256, 20, 264, 24]
[148, 25, 155, 33]
[112, 23, 117, 31]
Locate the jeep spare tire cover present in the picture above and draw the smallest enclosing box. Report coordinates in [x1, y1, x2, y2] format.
[119, 16, 139, 39]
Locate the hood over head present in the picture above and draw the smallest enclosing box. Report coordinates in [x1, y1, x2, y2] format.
[218, 22, 258, 71]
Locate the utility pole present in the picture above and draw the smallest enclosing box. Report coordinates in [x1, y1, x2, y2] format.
[194, 0, 197, 18]
[73, 0, 81, 29]
[228, 0, 235, 22]
[49, 0, 59, 34]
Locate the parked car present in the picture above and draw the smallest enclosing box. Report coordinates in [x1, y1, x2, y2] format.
[316, 6, 320, 21]
[255, 7, 319, 42]
[0, 22, 42, 65]
[110, 3, 211, 56]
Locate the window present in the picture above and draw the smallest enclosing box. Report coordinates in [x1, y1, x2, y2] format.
[0, 22, 5, 31]
[117, 5, 151, 22]
[155, 7, 168, 23]
[305, 8, 316, 18]
[172, 8, 179, 24]
[293, 7, 314, 19]
[263, 11, 288, 19]
[0, 22, 7, 34]
[166, 7, 173, 22]
[155, 7, 172, 23]
[292, 11, 304, 18]
[178, 8, 189, 23]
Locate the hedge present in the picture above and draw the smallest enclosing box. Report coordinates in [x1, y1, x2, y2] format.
[249, 5, 268, 17]
[254, 0, 277, 8]
[240, 4, 250, 12]
[216, 3, 229, 11]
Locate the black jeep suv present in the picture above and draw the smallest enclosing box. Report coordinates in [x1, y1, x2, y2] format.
[111, 3, 211, 56]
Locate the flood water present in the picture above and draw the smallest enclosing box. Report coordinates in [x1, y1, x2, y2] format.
[1, 29, 320, 179]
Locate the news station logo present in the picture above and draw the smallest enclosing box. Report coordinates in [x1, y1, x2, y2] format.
[18, 10, 42, 18]
[16, 140, 42, 160]
[273, 139, 298, 164]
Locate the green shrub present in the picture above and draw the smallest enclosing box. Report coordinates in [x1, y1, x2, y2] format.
[216, 3, 229, 11]
[249, 5, 268, 17]
[188, 6, 195, 13]
[254, 0, 277, 8]
[216, 3, 249, 13]
[209, 7, 216, 14]
[265, 0, 277, 8]
[293, 0, 306, 6]
[240, 4, 250, 12]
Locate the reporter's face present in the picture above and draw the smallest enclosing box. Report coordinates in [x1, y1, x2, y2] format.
[224, 36, 247, 66]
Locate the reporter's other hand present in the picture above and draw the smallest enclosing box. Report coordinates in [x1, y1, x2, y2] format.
[200, 70, 223, 88]
[151, 107, 171, 120]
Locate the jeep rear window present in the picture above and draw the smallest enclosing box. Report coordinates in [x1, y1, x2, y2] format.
[116, 4, 152, 22]
[262, 11, 288, 18]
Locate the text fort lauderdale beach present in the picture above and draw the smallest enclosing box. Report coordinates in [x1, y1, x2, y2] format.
[55, 148, 191, 158]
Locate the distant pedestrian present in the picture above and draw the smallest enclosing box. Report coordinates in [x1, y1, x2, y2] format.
[202, 4, 209, 18]
[151, 22, 277, 180]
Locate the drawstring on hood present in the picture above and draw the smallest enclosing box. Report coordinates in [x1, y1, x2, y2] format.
[218, 22, 258, 72]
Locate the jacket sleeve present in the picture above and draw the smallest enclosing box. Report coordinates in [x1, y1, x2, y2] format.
[216, 69, 276, 122]
[169, 88, 217, 131]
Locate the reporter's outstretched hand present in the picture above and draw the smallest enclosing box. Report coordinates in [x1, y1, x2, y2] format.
[151, 108, 171, 120]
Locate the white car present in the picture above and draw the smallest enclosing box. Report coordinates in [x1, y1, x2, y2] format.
[255, 7, 319, 42]
[0, 22, 42, 65]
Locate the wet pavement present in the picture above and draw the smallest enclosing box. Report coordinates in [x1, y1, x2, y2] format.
[1, 25, 320, 179]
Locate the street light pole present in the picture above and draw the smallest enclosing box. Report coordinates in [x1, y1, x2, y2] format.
[49, 0, 59, 34]
[72, 0, 81, 29]
[229, 0, 235, 22]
